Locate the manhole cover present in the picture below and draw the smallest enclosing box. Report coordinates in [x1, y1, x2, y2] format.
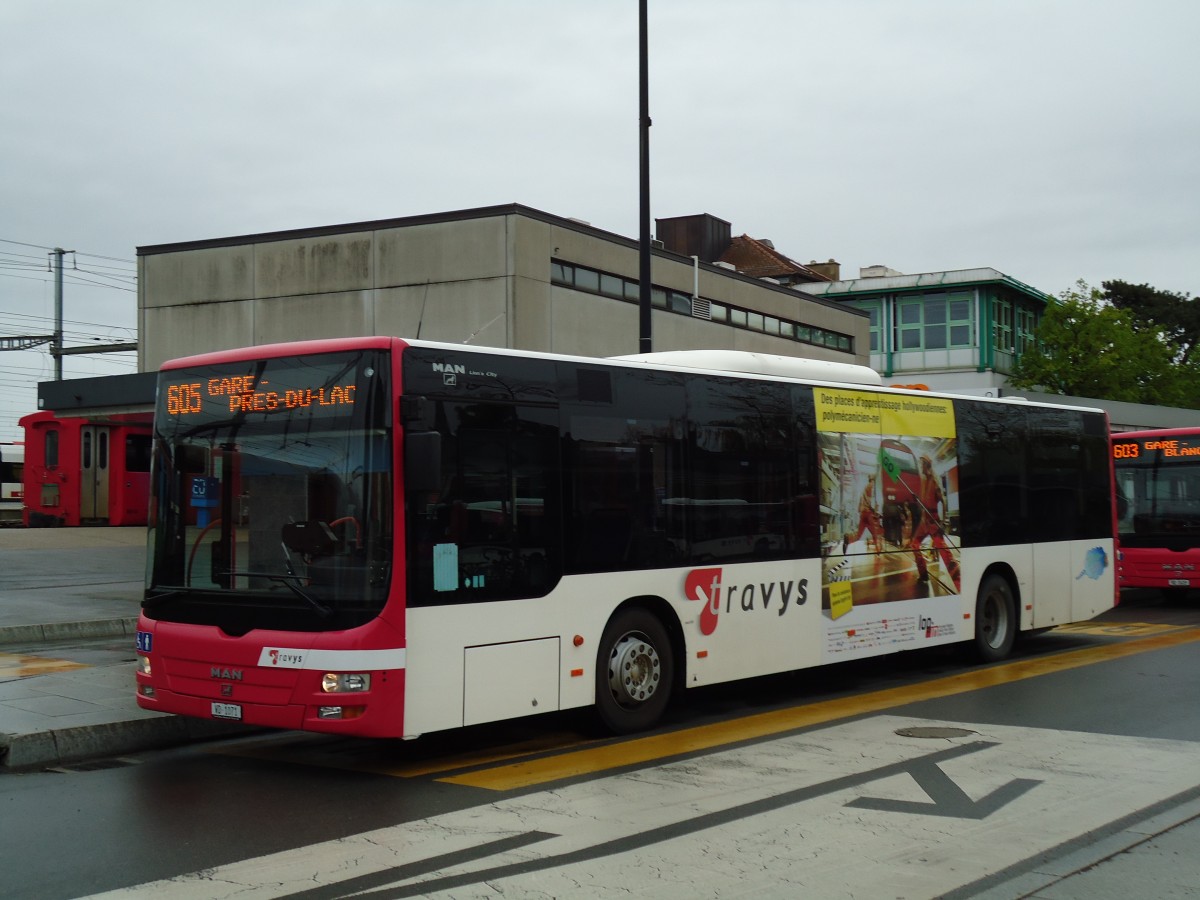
[894, 726, 976, 739]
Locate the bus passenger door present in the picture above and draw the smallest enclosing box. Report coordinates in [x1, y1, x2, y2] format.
[80, 425, 111, 523]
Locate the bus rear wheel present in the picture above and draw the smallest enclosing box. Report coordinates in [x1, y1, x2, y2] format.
[596, 608, 673, 734]
[974, 573, 1016, 662]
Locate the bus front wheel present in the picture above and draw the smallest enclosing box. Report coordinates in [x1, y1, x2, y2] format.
[974, 573, 1016, 662]
[596, 608, 674, 734]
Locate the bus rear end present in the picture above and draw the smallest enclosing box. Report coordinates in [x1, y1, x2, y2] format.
[1112, 428, 1200, 592]
[135, 338, 407, 736]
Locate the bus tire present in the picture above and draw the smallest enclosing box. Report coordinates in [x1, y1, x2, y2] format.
[974, 573, 1016, 662]
[595, 607, 674, 734]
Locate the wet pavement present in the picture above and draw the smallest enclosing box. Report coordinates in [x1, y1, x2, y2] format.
[0, 526, 247, 771]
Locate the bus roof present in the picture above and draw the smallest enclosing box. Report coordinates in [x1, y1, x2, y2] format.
[156, 336, 1106, 415]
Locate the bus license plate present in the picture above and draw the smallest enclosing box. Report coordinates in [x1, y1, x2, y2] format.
[211, 702, 242, 720]
[1168, 579, 1191, 587]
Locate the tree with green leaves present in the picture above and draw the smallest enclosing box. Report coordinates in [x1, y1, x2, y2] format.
[1102, 279, 1200, 365]
[1009, 280, 1200, 407]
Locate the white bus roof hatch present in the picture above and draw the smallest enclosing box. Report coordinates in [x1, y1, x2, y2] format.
[611, 350, 882, 386]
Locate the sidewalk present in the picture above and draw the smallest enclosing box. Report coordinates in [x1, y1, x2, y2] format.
[0, 526, 245, 771]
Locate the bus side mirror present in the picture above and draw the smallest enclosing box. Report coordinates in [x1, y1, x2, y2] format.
[406, 431, 442, 493]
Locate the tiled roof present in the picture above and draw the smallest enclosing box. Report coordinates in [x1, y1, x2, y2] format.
[718, 235, 830, 282]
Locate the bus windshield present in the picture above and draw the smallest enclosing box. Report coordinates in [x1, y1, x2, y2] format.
[1115, 453, 1200, 548]
[145, 349, 393, 634]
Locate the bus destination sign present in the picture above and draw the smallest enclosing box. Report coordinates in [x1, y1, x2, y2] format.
[1112, 435, 1200, 461]
[165, 376, 356, 418]
[156, 350, 381, 428]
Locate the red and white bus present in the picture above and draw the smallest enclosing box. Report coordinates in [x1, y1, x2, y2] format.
[1112, 426, 1200, 593]
[135, 338, 1118, 738]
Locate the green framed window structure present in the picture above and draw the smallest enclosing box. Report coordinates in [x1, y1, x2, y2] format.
[896, 291, 974, 351]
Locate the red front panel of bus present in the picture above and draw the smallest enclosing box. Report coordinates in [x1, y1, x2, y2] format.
[135, 614, 408, 737]
[1117, 546, 1200, 590]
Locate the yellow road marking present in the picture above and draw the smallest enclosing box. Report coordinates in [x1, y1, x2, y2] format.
[1053, 622, 1185, 637]
[442, 627, 1200, 791]
[0, 651, 89, 679]
[379, 734, 600, 778]
[213, 730, 599, 778]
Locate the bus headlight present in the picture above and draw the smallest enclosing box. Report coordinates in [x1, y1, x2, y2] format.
[321, 672, 371, 693]
[137, 655, 152, 677]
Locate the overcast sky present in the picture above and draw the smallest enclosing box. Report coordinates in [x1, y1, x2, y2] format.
[2, 0, 1198, 442]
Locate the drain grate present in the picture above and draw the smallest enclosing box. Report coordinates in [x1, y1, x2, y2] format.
[895, 726, 977, 739]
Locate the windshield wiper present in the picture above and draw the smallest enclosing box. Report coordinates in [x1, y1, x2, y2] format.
[142, 589, 184, 611]
[217, 570, 334, 618]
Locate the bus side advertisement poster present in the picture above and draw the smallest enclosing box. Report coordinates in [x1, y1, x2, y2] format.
[816, 388, 960, 658]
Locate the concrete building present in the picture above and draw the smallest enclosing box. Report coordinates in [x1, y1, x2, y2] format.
[135, 204, 867, 373]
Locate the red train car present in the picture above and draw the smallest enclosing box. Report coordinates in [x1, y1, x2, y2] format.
[19, 410, 153, 527]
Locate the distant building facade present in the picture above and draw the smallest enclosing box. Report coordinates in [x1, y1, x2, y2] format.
[798, 266, 1049, 396]
[135, 204, 868, 373]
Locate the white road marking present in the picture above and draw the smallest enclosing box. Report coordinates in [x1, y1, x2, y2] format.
[87, 715, 1200, 899]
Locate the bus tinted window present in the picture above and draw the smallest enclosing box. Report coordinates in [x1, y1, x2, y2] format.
[685, 376, 806, 562]
[406, 400, 561, 604]
[956, 402, 1028, 547]
[560, 366, 686, 573]
[1027, 407, 1111, 542]
[957, 403, 1112, 547]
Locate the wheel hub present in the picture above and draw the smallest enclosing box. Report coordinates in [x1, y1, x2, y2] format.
[608, 633, 661, 706]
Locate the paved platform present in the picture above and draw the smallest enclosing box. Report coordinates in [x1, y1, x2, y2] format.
[0, 526, 247, 772]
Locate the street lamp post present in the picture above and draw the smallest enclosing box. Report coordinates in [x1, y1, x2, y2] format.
[638, 0, 652, 353]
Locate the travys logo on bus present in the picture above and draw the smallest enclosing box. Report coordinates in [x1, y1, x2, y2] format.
[684, 567, 808, 635]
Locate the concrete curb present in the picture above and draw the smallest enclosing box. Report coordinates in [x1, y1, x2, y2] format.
[2, 715, 255, 772]
[0, 617, 139, 647]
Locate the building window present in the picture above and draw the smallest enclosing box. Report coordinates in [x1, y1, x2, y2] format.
[948, 293, 973, 346]
[575, 268, 600, 292]
[1017, 308, 1038, 354]
[550, 259, 854, 354]
[865, 304, 881, 353]
[600, 273, 624, 299]
[668, 291, 691, 314]
[993, 298, 1013, 352]
[899, 301, 922, 349]
[896, 292, 973, 351]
